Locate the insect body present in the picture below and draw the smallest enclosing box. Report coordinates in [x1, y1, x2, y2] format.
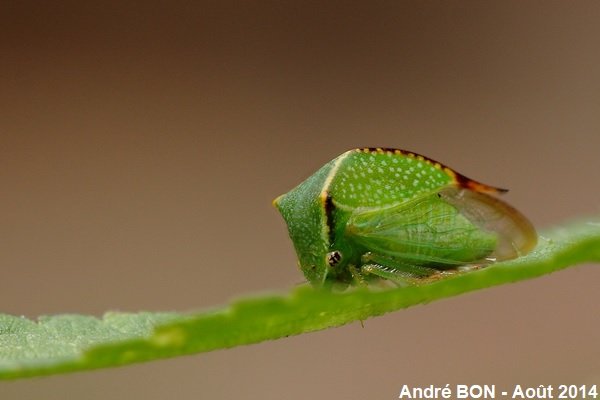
[273, 148, 537, 290]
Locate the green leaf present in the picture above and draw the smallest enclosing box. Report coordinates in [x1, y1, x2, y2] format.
[1, 215, 599, 380]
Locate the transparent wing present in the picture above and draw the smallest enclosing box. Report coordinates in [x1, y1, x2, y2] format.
[438, 186, 537, 261]
[345, 187, 537, 267]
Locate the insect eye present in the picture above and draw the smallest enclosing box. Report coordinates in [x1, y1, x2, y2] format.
[326, 251, 343, 267]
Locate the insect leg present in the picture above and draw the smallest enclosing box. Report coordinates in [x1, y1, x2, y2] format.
[360, 252, 442, 286]
[348, 264, 368, 286]
[361, 264, 435, 286]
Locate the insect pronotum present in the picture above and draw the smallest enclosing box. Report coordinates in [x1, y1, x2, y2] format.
[273, 148, 537, 290]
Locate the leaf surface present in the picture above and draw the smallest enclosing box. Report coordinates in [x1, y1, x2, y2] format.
[1, 215, 599, 379]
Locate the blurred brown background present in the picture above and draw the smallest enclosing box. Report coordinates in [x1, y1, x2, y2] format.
[2, 1, 599, 398]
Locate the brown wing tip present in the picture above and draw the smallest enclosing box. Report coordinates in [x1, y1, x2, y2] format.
[464, 179, 508, 194]
[445, 167, 508, 194]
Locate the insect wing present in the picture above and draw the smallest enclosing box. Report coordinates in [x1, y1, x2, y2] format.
[345, 187, 537, 266]
[438, 186, 537, 261]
